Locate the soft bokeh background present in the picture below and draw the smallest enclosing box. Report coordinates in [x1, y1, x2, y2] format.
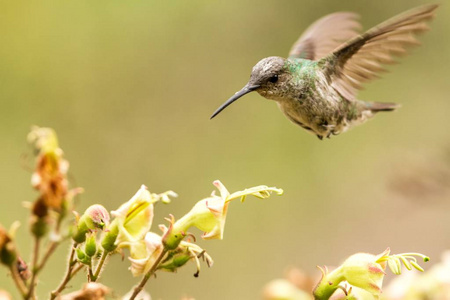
[0, 0, 449, 299]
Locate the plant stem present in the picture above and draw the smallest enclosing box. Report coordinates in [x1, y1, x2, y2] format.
[88, 263, 94, 282]
[37, 206, 66, 271]
[37, 240, 59, 271]
[26, 237, 41, 300]
[50, 244, 78, 300]
[128, 249, 168, 300]
[27, 237, 62, 298]
[91, 251, 109, 282]
[9, 265, 28, 298]
[313, 267, 344, 300]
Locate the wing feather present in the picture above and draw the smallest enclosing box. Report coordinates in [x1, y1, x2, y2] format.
[288, 12, 361, 60]
[320, 4, 438, 100]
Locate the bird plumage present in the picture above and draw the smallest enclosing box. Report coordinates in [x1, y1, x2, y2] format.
[211, 4, 438, 140]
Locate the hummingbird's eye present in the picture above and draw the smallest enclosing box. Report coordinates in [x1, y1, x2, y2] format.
[269, 74, 278, 83]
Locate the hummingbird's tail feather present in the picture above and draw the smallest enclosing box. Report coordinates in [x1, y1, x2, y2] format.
[366, 101, 400, 112]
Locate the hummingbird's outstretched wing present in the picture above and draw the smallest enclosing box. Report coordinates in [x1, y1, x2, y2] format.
[321, 4, 438, 100]
[288, 12, 361, 60]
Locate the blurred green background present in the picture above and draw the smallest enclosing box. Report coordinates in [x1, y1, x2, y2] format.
[0, 0, 449, 299]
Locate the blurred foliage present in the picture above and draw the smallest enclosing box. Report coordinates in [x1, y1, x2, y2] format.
[0, 0, 449, 299]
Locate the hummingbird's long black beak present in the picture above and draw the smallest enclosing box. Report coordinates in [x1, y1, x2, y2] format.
[210, 84, 260, 119]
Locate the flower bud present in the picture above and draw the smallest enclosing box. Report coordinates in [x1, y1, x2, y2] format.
[30, 215, 50, 238]
[76, 248, 91, 265]
[76, 248, 86, 261]
[0, 225, 16, 267]
[101, 222, 119, 252]
[73, 205, 109, 243]
[85, 234, 97, 257]
[159, 252, 191, 272]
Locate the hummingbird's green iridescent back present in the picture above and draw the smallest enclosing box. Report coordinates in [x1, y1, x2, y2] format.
[211, 4, 438, 140]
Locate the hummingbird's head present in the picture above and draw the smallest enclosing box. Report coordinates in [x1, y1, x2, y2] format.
[210, 56, 287, 119]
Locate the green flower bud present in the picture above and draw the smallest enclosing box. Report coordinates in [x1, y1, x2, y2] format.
[0, 226, 16, 267]
[0, 246, 16, 267]
[101, 221, 119, 252]
[159, 253, 191, 272]
[73, 205, 109, 243]
[85, 234, 97, 257]
[30, 216, 50, 238]
[73, 216, 89, 244]
[76, 248, 91, 265]
[76, 248, 86, 260]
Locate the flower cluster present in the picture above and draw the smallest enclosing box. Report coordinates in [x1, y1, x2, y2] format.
[70, 181, 282, 299]
[0, 127, 285, 300]
[1, 126, 439, 300]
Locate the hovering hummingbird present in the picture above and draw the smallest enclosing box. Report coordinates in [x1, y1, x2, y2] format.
[210, 4, 438, 140]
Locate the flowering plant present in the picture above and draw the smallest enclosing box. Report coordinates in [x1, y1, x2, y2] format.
[0, 127, 283, 300]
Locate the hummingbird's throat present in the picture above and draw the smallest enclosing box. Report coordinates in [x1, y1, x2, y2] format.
[257, 87, 288, 102]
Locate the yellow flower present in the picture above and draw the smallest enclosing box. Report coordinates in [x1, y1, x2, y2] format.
[112, 185, 155, 245]
[127, 232, 163, 277]
[126, 232, 213, 277]
[339, 249, 389, 297]
[313, 248, 429, 299]
[164, 180, 282, 248]
[102, 186, 176, 252]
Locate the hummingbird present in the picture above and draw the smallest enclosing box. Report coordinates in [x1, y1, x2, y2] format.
[210, 4, 438, 140]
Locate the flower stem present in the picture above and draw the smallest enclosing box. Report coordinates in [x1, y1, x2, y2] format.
[91, 251, 109, 282]
[128, 249, 168, 300]
[9, 265, 28, 298]
[26, 236, 41, 300]
[50, 243, 78, 300]
[88, 263, 95, 282]
[36, 240, 59, 272]
[313, 267, 344, 300]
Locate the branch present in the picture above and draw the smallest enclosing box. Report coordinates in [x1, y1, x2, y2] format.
[50, 243, 79, 300]
[26, 237, 41, 300]
[9, 265, 28, 298]
[128, 249, 168, 300]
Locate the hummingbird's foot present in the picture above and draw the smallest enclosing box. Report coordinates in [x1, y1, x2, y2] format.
[316, 135, 323, 140]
